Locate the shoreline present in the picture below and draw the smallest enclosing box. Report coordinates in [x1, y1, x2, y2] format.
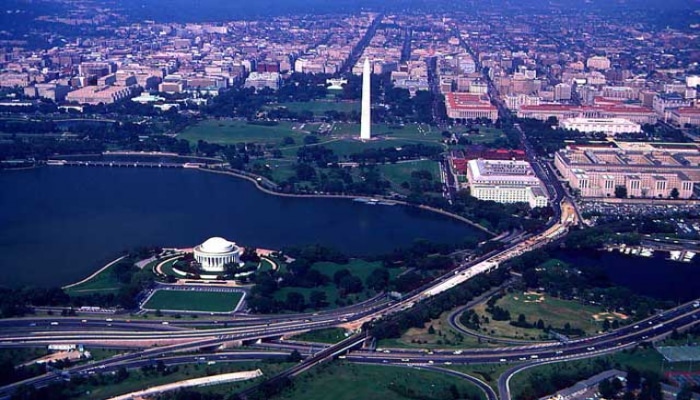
[198, 166, 497, 236]
[62, 254, 128, 290]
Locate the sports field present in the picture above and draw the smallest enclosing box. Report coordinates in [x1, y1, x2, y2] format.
[142, 289, 244, 312]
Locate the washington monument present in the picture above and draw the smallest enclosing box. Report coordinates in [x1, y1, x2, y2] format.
[360, 57, 371, 140]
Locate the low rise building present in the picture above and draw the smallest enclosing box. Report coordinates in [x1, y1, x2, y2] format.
[65, 85, 132, 105]
[244, 72, 281, 91]
[517, 104, 657, 125]
[554, 144, 699, 199]
[670, 107, 700, 126]
[560, 117, 641, 135]
[445, 92, 498, 122]
[466, 159, 548, 208]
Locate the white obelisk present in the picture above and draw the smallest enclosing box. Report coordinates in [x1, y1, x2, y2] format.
[360, 57, 371, 141]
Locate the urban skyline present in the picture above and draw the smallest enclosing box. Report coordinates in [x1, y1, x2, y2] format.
[0, 1, 699, 400]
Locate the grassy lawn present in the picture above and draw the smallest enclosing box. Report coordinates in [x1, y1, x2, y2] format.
[457, 126, 507, 145]
[470, 291, 618, 341]
[273, 285, 368, 311]
[382, 305, 508, 350]
[290, 328, 350, 344]
[156, 257, 184, 278]
[0, 348, 49, 365]
[273, 259, 396, 311]
[273, 361, 486, 400]
[143, 289, 243, 312]
[269, 101, 360, 116]
[330, 123, 436, 139]
[448, 363, 515, 391]
[311, 259, 384, 283]
[377, 159, 441, 189]
[72, 361, 292, 400]
[179, 120, 308, 145]
[64, 259, 128, 296]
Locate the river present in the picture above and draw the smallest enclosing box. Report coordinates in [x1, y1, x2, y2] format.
[0, 166, 485, 287]
[553, 249, 700, 303]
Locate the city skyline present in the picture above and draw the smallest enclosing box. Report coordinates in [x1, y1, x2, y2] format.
[0, 1, 699, 400]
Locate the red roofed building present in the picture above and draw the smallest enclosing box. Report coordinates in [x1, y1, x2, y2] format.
[445, 92, 498, 122]
[670, 107, 700, 126]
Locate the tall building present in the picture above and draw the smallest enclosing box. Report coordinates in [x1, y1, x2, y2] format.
[360, 58, 371, 141]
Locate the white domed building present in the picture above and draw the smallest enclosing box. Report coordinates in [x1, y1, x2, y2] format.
[193, 237, 242, 272]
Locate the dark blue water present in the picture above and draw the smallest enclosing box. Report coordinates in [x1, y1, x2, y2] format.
[0, 167, 485, 287]
[553, 250, 700, 303]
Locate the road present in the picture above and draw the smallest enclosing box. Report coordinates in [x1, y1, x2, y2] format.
[445, 279, 558, 346]
[0, 157, 691, 400]
[410, 365, 497, 400]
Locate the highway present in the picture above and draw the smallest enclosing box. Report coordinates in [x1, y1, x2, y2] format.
[445, 279, 558, 346]
[0, 196, 578, 398]
[0, 153, 690, 400]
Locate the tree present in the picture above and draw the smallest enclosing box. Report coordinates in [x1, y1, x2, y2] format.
[309, 291, 327, 309]
[115, 366, 129, 383]
[615, 185, 628, 198]
[536, 319, 545, 330]
[670, 187, 679, 199]
[333, 269, 351, 286]
[287, 349, 303, 362]
[285, 291, 306, 312]
[338, 275, 363, 295]
[428, 325, 436, 334]
[365, 268, 389, 291]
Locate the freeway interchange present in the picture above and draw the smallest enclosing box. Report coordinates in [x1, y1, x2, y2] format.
[0, 203, 697, 399]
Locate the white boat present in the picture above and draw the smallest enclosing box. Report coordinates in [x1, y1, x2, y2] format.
[683, 251, 696, 262]
[183, 162, 205, 169]
[46, 160, 67, 166]
[640, 248, 653, 257]
[669, 250, 682, 261]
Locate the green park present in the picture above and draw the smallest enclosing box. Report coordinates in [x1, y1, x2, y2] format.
[142, 289, 244, 313]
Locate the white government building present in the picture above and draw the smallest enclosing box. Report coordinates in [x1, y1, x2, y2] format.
[193, 237, 243, 272]
[466, 159, 549, 208]
[560, 117, 641, 136]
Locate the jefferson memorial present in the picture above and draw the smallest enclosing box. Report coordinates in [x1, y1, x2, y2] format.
[193, 237, 242, 272]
